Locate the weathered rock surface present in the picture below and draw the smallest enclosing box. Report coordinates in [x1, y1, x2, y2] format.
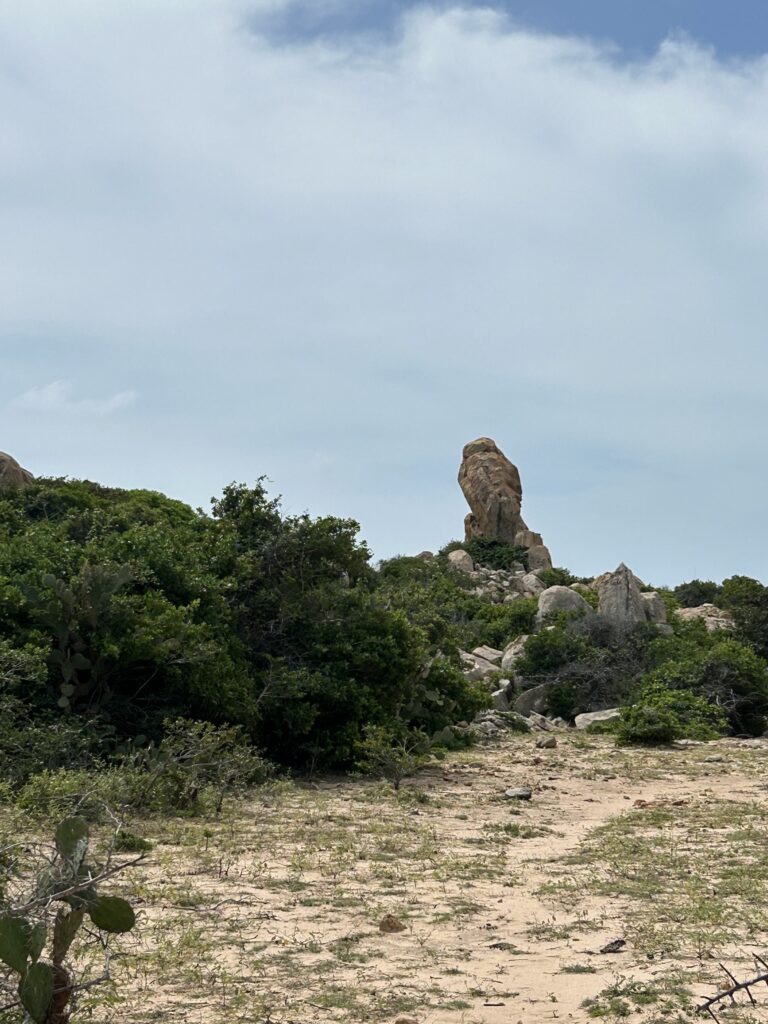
[574, 708, 621, 730]
[457, 437, 551, 566]
[520, 572, 544, 596]
[641, 591, 667, 625]
[676, 604, 735, 632]
[526, 544, 553, 572]
[597, 564, 647, 626]
[447, 549, 474, 574]
[472, 645, 503, 666]
[491, 688, 511, 712]
[459, 650, 499, 683]
[504, 786, 532, 801]
[535, 586, 594, 629]
[514, 529, 543, 549]
[535, 734, 557, 749]
[501, 635, 529, 675]
[512, 682, 552, 716]
[459, 437, 525, 544]
[0, 452, 34, 490]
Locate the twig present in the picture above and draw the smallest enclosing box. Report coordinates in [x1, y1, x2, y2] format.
[698, 965, 768, 1021]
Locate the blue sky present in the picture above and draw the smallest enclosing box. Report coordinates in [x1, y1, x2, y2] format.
[2, 1, 768, 585]
[264, 0, 768, 56]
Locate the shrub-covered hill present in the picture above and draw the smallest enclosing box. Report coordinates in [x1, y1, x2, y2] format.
[2, 474, 768, 789]
[0, 476, 506, 777]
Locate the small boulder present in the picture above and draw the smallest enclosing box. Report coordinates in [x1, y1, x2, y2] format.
[472, 645, 503, 666]
[521, 572, 545, 596]
[491, 688, 511, 712]
[574, 708, 621, 730]
[512, 682, 552, 717]
[504, 786, 532, 801]
[447, 549, 474, 574]
[535, 586, 594, 630]
[415, 550, 434, 561]
[535, 734, 557, 749]
[379, 914, 407, 933]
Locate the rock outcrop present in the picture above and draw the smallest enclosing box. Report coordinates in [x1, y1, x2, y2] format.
[676, 604, 735, 633]
[596, 563, 647, 626]
[0, 452, 34, 490]
[458, 437, 551, 569]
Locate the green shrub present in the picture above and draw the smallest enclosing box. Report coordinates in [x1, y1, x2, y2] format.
[616, 684, 727, 746]
[17, 721, 273, 819]
[538, 567, 578, 588]
[673, 579, 722, 608]
[641, 639, 768, 736]
[545, 681, 582, 720]
[516, 624, 593, 677]
[355, 725, 430, 790]
[441, 539, 528, 571]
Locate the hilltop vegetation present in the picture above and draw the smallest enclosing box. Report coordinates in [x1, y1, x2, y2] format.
[2, 473, 768, 1023]
[1, 475, 768, 795]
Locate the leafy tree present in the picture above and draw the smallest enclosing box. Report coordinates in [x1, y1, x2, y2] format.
[673, 579, 722, 608]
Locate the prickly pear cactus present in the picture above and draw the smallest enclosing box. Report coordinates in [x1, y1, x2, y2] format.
[0, 816, 139, 1023]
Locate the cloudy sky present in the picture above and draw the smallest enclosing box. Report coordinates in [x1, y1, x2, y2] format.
[2, 0, 768, 585]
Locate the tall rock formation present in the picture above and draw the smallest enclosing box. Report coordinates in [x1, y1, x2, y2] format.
[458, 437, 552, 569]
[0, 452, 34, 490]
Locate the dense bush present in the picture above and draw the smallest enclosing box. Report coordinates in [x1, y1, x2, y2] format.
[0, 478, 487, 775]
[720, 576, 768, 661]
[639, 638, 768, 736]
[377, 555, 536, 651]
[440, 538, 528, 571]
[673, 579, 722, 608]
[617, 683, 728, 745]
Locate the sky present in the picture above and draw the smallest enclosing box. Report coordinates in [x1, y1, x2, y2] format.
[2, 0, 768, 586]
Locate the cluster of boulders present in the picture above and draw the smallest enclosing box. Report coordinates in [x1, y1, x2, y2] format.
[0, 452, 34, 489]
[446, 550, 545, 603]
[439, 437, 740, 735]
[453, 557, 734, 734]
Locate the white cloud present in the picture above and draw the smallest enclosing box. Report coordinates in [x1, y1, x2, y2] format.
[12, 381, 137, 416]
[0, 3, 767, 581]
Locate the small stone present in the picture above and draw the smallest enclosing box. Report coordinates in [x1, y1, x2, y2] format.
[504, 787, 533, 801]
[535, 735, 557, 749]
[379, 914, 407, 933]
[598, 938, 626, 954]
[704, 755, 725, 763]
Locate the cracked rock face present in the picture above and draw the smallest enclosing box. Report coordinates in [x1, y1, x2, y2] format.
[596, 563, 647, 626]
[458, 437, 552, 568]
[0, 452, 34, 490]
[458, 437, 525, 544]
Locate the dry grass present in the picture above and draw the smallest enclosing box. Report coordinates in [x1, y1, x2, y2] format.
[28, 734, 768, 1024]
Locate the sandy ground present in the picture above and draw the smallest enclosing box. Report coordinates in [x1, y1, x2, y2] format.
[103, 732, 768, 1023]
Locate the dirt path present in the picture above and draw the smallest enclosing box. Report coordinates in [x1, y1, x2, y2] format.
[112, 733, 768, 1024]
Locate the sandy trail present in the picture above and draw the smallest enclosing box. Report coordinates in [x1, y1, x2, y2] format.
[113, 734, 768, 1024]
